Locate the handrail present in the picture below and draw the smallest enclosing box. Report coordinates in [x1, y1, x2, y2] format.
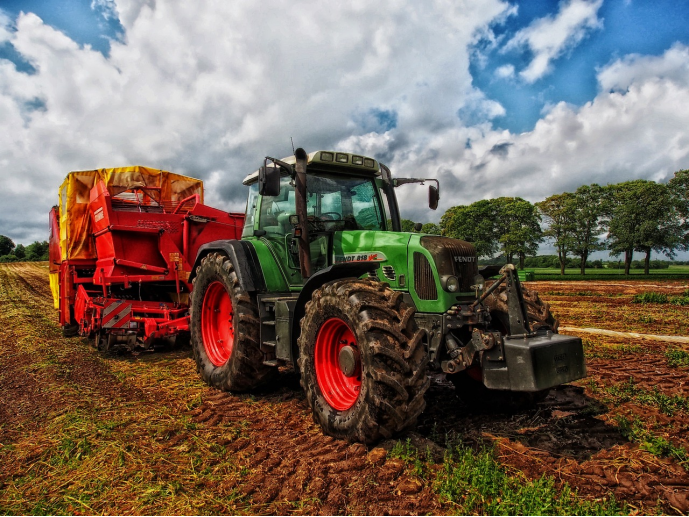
[172, 194, 200, 214]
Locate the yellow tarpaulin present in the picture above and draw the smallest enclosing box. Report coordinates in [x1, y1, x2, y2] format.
[58, 166, 204, 261]
[49, 272, 60, 309]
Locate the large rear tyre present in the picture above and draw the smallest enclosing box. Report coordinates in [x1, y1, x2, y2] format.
[190, 252, 275, 391]
[298, 279, 429, 444]
[483, 281, 559, 332]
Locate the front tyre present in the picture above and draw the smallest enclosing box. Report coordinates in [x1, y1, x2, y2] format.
[190, 252, 275, 391]
[298, 279, 429, 444]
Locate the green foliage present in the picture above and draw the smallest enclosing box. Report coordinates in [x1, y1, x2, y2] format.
[632, 291, 689, 305]
[420, 222, 441, 235]
[0, 234, 15, 256]
[0, 237, 48, 262]
[669, 169, 689, 249]
[616, 416, 689, 469]
[572, 184, 606, 273]
[536, 192, 577, 273]
[13, 243, 26, 259]
[605, 377, 689, 416]
[435, 442, 623, 515]
[666, 349, 689, 368]
[632, 292, 669, 304]
[25, 240, 49, 261]
[606, 180, 683, 274]
[400, 219, 417, 232]
[441, 197, 542, 262]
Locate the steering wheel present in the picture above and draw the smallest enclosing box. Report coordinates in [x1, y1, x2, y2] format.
[319, 212, 342, 221]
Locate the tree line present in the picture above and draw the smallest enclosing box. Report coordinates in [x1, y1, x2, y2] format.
[0, 236, 49, 263]
[421, 169, 689, 275]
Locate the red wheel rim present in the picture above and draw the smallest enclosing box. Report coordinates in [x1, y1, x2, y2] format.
[201, 281, 234, 367]
[467, 365, 483, 382]
[315, 318, 361, 411]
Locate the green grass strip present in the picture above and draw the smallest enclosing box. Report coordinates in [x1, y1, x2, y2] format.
[632, 291, 689, 305]
[391, 440, 624, 515]
[605, 377, 689, 416]
[616, 416, 689, 470]
[666, 348, 689, 368]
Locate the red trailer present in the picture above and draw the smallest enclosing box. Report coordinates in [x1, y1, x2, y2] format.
[50, 166, 244, 351]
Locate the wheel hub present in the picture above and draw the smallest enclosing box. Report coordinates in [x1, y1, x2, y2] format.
[338, 345, 360, 377]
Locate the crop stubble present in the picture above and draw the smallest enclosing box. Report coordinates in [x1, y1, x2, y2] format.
[0, 263, 688, 514]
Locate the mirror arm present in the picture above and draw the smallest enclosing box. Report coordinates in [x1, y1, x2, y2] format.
[265, 156, 295, 174]
[394, 177, 439, 190]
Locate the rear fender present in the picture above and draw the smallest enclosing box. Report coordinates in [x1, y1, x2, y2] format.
[189, 240, 265, 292]
[290, 262, 378, 362]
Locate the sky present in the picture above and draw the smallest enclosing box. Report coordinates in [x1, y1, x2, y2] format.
[0, 0, 688, 260]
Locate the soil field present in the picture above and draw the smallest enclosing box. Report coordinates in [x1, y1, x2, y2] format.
[1, 263, 689, 514]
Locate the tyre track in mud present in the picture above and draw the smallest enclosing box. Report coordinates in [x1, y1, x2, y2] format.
[188, 380, 442, 515]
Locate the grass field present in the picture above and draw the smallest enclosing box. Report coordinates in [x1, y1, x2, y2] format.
[528, 265, 689, 281]
[1, 263, 689, 514]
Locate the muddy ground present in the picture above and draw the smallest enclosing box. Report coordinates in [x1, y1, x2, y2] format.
[1, 263, 688, 514]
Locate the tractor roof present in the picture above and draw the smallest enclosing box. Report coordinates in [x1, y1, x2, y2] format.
[242, 151, 380, 185]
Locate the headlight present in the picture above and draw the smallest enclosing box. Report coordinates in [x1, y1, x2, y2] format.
[445, 275, 459, 292]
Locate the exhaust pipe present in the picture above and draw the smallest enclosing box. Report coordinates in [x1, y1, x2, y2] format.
[294, 148, 312, 278]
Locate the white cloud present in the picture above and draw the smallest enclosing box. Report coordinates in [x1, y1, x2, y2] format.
[598, 43, 689, 92]
[91, 0, 119, 21]
[0, 9, 12, 44]
[0, 0, 510, 242]
[504, 0, 603, 83]
[494, 63, 515, 79]
[344, 44, 689, 223]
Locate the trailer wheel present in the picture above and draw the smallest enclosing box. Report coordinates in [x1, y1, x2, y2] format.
[298, 279, 429, 444]
[190, 252, 275, 391]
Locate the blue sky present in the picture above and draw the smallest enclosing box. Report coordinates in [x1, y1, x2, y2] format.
[471, 0, 689, 133]
[0, 0, 688, 261]
[0, 0, 122, 57]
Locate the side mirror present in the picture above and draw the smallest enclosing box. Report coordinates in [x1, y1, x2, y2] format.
[259, 166, 280, 196]
[429, 185, 439, 210]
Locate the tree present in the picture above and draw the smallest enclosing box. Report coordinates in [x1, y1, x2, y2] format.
[536, 192, 576, 275]
[441, 198, 542, 266]
[13, 244, 26, 260]
[571, 184, 606, 275]
[420, 223, 441, 235]
[25, 241, 49, 261]
[400, 219, 417, 232]
[440, 200, 500, 258]
[669, 169, 689, 250]
[0, 235, 15, 256]
[495, 197, 543, 269]
[605, 180, 682, 275]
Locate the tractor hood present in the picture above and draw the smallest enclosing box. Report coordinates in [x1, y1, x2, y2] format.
[331, 231, 479, 312]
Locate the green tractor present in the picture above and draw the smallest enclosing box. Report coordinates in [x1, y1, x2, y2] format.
[189, 148, 586, 443]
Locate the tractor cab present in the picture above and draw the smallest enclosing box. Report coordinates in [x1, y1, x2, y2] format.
[240, 149, 437, 288]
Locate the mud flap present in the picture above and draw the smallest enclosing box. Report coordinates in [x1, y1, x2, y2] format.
[482, 333, 586, 391]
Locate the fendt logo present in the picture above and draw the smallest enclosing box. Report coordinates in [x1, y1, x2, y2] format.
[453, 256, 475, 263]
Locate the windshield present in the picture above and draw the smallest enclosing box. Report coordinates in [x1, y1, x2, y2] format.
[257, 173, 386, 232]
